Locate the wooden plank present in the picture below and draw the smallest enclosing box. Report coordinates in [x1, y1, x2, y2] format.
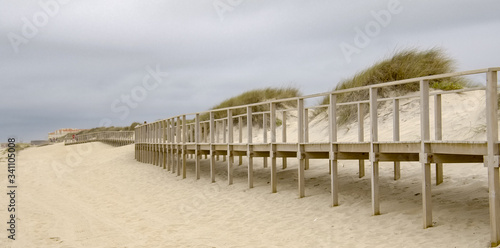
[370, 87, 380, 215]
[420, 80, 432, 228]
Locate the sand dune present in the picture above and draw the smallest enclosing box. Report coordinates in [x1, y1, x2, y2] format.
[1, 90, 494, 247]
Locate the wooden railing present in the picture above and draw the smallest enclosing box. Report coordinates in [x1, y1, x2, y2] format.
[64, 131, 134, 146]
[134, 68, 500, 246]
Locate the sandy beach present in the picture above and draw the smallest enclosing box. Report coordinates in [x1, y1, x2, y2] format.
[1, 90, 494, 247]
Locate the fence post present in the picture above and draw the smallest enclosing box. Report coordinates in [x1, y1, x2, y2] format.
[304, 108, 309, 170]
[434, 94, 443, 185]
[282, 110, 287, 169]
[195, 113, 201, 180]
[298, 98, 305, 198]
[393, 99, 400, 180]
[329, 94, 338, 206]
[370, 87, 380, 215]
[486, 70, 500, 246]
[358, 103, 365, 178]
[270, 102, 277, 193]
[239, 116, 243, 165]
[247, 106, 254, 188]
[227, 109, 234, 185]
[263, 112, 268, 168]
[420, 80, 432, 228]
[210, 112, 216, 183]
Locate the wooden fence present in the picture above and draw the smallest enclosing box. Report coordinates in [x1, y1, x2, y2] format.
[64, 131, 134, 146]
[134, 68, 500, 246]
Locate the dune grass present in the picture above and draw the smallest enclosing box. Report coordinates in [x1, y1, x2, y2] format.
[200, 87, 301, 126]
[319, 48, 470, 125]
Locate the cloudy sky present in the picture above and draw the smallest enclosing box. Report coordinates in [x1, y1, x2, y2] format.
[1, 0, 499, 142]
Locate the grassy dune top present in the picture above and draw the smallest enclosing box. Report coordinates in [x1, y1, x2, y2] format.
[200, 87, 301, 124]
[320, 48, 470, 125]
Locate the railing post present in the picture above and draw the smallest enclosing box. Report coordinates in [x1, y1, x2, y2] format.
[298, 98, 305, 198]
[209, 112, 216, 183]
[247, 106, 254, 188]
[282, 110, 287, 169]
[329, 94, 338, 206]
[175, 117, 181, 174]
[304, 108, 309, 170]
[358, 103, 365, 178]
[393, 99, 401, 180]
[227, 109, 234, 185]
[170, 119, 174, 171]
[203, 122, 208, 159]
[182, 115, 187, 178]
[162, 120, 167, 169]
[370, 87, 380, 215]
[222, 118, 227, 162]
[434, 94, 443, 185]
[216, 120, 220, 161]
[263, 112, 268, 168]
[238, 116, 243, 165]
[195, 113, 201, 180]
[486, 70, 500, 247]
[270, 102, 277, 193]
[420, 80, 432, 228]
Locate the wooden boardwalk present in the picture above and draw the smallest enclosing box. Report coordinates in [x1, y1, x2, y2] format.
[65, 131, 134, 146]
[119, 68, 499, 246]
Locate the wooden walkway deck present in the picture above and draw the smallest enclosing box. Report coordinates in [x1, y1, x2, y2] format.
[100, 68, 500, 246]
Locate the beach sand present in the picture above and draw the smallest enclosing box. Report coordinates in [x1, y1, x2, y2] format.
[1, 90, 494, 247]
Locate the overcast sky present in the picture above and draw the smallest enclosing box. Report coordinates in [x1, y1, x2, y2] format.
[1, 0, 499, 142]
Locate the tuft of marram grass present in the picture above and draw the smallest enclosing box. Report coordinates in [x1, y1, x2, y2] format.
[319, 48, 470, 125]
[200, 87, 301, 126]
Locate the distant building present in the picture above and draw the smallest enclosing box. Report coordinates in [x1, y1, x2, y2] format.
[0, 143, 7, 148]
[48, 128, 87, 141]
